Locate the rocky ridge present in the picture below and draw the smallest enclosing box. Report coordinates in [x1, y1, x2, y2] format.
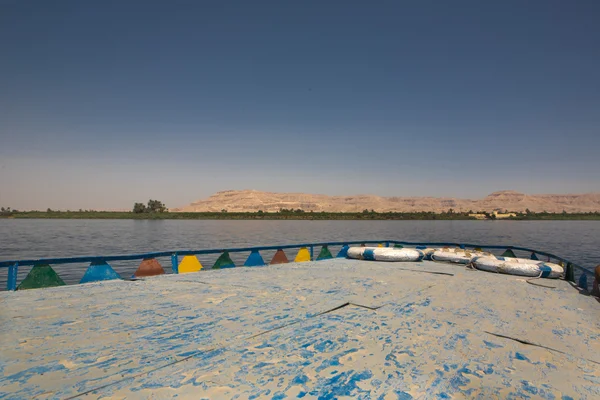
[172, 190, 600, 213]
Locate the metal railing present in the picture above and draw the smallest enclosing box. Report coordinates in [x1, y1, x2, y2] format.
[0, 240, 595, 292]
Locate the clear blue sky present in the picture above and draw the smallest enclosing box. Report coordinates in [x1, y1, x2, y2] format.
[1, 0, 599, 210]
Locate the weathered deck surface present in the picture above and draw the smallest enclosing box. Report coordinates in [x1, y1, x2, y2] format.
[1, 259, 599, 399]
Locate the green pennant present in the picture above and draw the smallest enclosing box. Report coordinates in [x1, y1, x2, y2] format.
[501, 249, 517, 258]
[213, 251, 235, 269]
[317, 245, 333, 260]
[18, 264, 66, 290]
[565, 263, 575, 282]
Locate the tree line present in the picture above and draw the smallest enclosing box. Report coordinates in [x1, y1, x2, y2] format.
[0, 207, 17, 216]
[132, 199, 167, 214]
[2, 202, 600, 220]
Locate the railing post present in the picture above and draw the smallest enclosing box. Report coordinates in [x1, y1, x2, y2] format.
[309, 246, 314, 261]
[385, 241, 389, 247]
[7, 263, 18, 291]
[171, 253, 179, 274]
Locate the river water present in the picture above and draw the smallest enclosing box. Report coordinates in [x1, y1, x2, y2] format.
[1, 220, 599, 288]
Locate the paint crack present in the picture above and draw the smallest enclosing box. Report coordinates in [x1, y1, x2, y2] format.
[484, 331, 600, 366]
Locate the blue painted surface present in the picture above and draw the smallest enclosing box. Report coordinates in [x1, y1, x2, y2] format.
[539, 265, 552, 278]
[7, 263, 18, 291]
[244, 250, 266, 267]
[363, 249, 376, 261]
[578, 273, 587, 290]
[171, 253, 178, 274]
[79, 261, 121, 284]
[0, 259, 598, 399]
[336, 245, 349, 258]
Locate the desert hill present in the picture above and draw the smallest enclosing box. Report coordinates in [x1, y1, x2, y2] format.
[172, 190, 600, 213]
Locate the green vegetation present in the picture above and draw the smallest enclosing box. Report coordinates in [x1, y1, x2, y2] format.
[0, 207, 17, 216]
[0, 210, 475, 220]
[506, 211, 600, 220]
[132, 199, 167, 214]
[1, 205, 599, 220]
[482, 211, 497, 220]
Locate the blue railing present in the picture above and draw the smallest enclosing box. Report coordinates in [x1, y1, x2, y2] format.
[0, 240, 594, 292]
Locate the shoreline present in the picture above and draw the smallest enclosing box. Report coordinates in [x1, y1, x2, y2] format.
[2, 211, 600, 220]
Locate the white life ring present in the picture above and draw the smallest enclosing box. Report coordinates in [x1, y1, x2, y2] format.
[472, 256, 563, 278]
[346, 247, 424, 262]
[431, 248, 493, 264]
[413, 246, 436, 260]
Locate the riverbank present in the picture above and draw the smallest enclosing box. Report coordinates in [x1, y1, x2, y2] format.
[1, 211, 600, 220]
[0, 211, 475, 220]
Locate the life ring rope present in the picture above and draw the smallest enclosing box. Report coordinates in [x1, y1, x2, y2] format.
[526, 271, 558, 289]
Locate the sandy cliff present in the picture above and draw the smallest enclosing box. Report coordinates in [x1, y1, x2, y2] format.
[172, 190, 600, 213]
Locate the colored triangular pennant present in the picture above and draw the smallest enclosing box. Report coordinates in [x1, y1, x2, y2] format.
[270, 249, 289, 264]
[336, 245, 349, 258]
[565, 263, 575, 282]
[17, 264, 66, 290]
[294, 247, 311, 262]
[244, 250, 265, 267]
[178, 255, 203, 273]
[80, 261, 121, 284]
[134, 258, 165, 278]
[213, 251, 235, 269]
[317, 245, 333, 260]
[578, 273, 588, 290]
[501, 249, 517, 258]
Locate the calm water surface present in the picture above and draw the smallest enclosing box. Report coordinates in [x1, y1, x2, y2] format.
[1, 220, 599, 287]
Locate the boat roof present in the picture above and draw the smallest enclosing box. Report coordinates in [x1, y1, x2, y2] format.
[1, 259, 599, 399]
